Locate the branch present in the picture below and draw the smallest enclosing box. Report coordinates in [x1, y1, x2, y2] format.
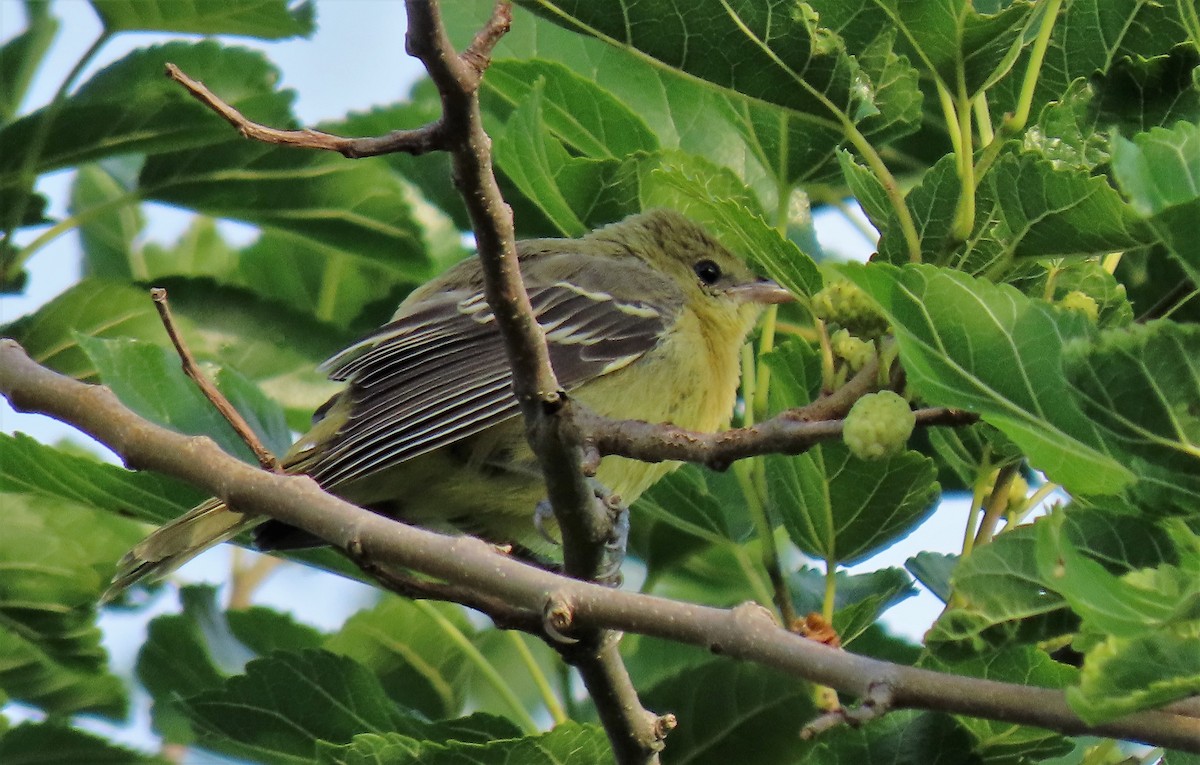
[3, 341, 1198, 754]
[150, 287, 279, 471]
[165, 63, 445, 158]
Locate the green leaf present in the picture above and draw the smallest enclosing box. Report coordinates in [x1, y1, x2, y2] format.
[519, 0, 859, 120]
[226, 606, 325, 656]
[906, 552, 959, 603]
[1069, 621, 1200, 725]
[230, 229, 420, 333]
[0, 2, 59, 122]
[923, 647, 1076, 764]
[177, 649, 442, 764]
[2, 279, 165, 380]
[805, 710, 978, 764]
[1062, 322, 1200, 514]
[324, 598, 475, 720]
[0, 495, 135, 717]
[483, 59, 659, 158]
[837, 149, 891, 232]
[70, 160, 146, 280]
[136, 586, 248, 743]
[1037, 512, 1200, 722]
[877, 0, 1034, 97]
[90, 0, 314, 38]
[0, 722, 167, 765]
[139, 139, 427, 271]
[316, 721, 606, 765]
[1112, 120, 1200, 283]
[979, 153, 1155, 260]
[76, 335, 290, 463]
[633, 463, 755, 549]
[493, 79, 611, 237]
[927, 525, 1073, 655]
[0, 432, 201, 526]
[642, 659, 817, 765]
[765, 342, 940, 564]
[1035, 512, 1198, 639]
[845, 263, 1135, 496]
[0, 42, 291, 183]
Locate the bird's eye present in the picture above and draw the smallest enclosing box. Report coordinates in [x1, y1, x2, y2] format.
[694, 259, 722, 285]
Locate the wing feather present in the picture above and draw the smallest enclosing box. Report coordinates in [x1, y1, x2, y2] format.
[305, 279, 675, 488]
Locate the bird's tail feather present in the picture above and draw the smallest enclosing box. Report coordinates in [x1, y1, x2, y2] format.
[102, 499, 261, 603]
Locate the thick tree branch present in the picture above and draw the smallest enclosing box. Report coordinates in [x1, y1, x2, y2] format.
[399, 4, 653, 758]
[2, 341, 1198, 754]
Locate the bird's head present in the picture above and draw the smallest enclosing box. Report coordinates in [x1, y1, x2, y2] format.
[592, 209, 793, 338]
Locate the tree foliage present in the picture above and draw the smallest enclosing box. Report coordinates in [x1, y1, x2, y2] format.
[1, 0, 1198, 762]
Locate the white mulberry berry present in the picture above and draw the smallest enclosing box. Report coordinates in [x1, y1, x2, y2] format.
[843, 391, 915, 460]
[1059, 290, 1099, 323]
[811, 280, 889, 339]
[830, 329, 874, 371]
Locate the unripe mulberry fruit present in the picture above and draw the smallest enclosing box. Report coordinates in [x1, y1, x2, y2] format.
[830, 329, 874, 371]
[811, 280, 889, 339]
[843, 391, 915, 460]
[1059, 290, 1099, 323]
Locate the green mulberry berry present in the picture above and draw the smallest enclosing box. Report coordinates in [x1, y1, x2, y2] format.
[843, 391, 915, 460]
[1059, 290, 1099, 323]
[830, 329, 874, 371]
[811, 280, 889, 339]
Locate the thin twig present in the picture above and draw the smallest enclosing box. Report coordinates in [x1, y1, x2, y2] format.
[801, 682, 894, 739]
[574, 400, 976, 471]
[150, 287, 279, 471]
[165, 63, 445, 158]
[4, 340, 1200, 754]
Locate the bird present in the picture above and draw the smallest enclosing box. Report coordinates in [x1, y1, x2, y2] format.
[103, 209, 793, 600]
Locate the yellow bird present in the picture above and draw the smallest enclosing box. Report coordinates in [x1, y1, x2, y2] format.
[104, 209, 792, 599]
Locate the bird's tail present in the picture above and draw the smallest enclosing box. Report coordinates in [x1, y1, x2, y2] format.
[102, 499, 261, 603]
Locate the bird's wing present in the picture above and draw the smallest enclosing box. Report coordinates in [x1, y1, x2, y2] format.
[300, 279, 675, 488]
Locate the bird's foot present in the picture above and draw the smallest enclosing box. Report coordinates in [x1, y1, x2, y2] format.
[531, 479, 628, 586]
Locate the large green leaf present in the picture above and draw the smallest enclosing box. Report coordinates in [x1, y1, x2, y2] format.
[2, 279, 166, 380]
[642, 659, 817, 765]
[0, 495, 136, 717]
[790, 567, 917, 646]
[873, 0, 1034, 96]
[324, 598, 477, 721]
[139, 140, 427, 271]
[0, 432, 200, 525]
[70, 160, 147, 281]
[518, 0, 859, 122]
[845, 263, 1134, 496]
[0, 1, 59, 122]
[923, 647, 1076, 764]
[1112, 120, 1200, 284]
[315, 721, 602, 765]
[0, 722, 167, 765]
[484, 59, 658, 158]
[90, 0, 315, 38]
[0, 42, 290, 183]
[1061, 322, 1200, 514]
[1037, 512, 1200, 723]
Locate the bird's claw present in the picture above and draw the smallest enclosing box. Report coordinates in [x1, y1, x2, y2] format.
[531, 480, 628, 585]
[533, 499, 561, 547]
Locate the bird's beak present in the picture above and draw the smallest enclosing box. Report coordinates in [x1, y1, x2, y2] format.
[727, 278, 795, 305]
